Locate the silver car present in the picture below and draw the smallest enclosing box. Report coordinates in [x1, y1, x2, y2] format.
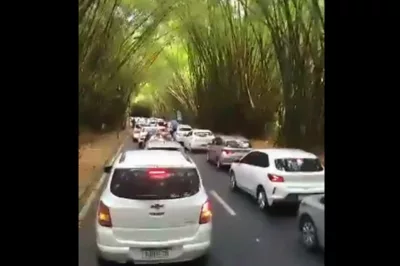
[297, 194, 325, 251]
[206, 135, 252, 169]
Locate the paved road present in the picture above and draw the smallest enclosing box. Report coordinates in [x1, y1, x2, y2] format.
[79, 138, 324, 266]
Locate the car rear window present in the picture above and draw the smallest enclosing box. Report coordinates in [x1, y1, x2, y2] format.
[194, 131, 212, 137]
[274, 158, 323, 172]
[225, 140, 250, 148]
[110, 168, 200, 200]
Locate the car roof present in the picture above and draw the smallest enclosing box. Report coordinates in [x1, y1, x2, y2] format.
[178, 124, 191, 128]
[254, 148, 317, 159]
[114, 150, 194, 168]
[147, 140, 182, 149]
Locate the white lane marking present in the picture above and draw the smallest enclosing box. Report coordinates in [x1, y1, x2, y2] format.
[209, 190, 237, 216]
[78, 136, 128, 223]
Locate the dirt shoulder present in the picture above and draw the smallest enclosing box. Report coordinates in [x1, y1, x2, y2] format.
[79, 130, 128, 203]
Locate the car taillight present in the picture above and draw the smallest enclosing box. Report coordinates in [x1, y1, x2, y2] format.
[268, 174, 284, 182]
[199, 200, 212, 224]
[222, 149, 234, 155]
[98, 201, 112, 227]
[147, 168, 170, 179]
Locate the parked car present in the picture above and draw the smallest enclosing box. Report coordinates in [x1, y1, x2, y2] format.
[206, 135, 252, 169]
[97, 150, 212, 265]
[174, 124, 192, 144]
[183, 129, 214, 152]
[229, 148, 324, 211]
[297, 194, 325, 251]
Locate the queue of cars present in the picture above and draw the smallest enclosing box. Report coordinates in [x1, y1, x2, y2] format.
[96, 117, 324, 265]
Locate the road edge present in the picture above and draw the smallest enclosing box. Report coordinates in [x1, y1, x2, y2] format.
[78, 137, 126, 222]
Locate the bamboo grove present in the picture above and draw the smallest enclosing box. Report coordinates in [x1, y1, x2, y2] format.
[79, 0, 324, 149]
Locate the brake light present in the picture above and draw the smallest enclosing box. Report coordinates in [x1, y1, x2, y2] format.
[97, 201, 112, 227]
[222, 149, 234, 155]
[199, 200, 212, 224]
[268, 174, 284, 182]
[147, 168, 170, 179]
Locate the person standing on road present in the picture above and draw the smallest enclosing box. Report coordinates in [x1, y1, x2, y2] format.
[170, 119, 179, 137]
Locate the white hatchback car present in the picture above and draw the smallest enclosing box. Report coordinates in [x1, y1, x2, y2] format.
[183, 129, 214, 152]
[229, 149, 324, 211]
[174, 124, 192, 143]
[96, 150, 212, 265]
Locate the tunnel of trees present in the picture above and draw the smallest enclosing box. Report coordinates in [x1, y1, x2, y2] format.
[79, 0, 324, 150]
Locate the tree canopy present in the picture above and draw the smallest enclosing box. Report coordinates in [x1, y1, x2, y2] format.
[79, 0, 324, 149]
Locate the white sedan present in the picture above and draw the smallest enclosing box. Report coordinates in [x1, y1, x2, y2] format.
[229, 148, 324, 211]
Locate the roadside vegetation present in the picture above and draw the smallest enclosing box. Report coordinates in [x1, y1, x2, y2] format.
[79, 0, 324, 150]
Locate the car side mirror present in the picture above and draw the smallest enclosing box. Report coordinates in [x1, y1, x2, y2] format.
[104, 165, 112, 173]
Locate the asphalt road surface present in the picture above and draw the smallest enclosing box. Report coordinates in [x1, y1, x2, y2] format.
[79, 138, 324, 266]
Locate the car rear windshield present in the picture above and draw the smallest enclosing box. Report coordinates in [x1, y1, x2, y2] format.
[179, 127, 191, 131]
[274, 158, 323, 172]
[225, 140, 251, 148]
[194, 131, 212, 137]
[110, 168, 200, 200]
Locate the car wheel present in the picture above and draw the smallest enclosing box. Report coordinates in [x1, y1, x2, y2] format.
[194, 253, 210, 265]
[229, 172, 238, 191]
[257, 189, 267, 210]
[300, 215, 319, 251]
[97, 256, 115, 266]
[216, 159, 221, 169]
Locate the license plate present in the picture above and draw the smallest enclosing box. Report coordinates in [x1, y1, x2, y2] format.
[141, 249, 169, 259]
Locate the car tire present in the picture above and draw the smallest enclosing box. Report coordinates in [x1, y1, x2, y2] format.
[229, 172, 238, 191]
[299, 215, 319, 252]
[256, 189, 268, 211]
[194, 253, 210, 265]
[96, 256, 115, 266]
[216, 159, 222, 169]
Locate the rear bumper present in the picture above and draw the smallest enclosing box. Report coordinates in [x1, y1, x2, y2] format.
[219, 157, 239, 165]
[268, 187, 324, 204]
[96, 224, 212, 264]
[98, 241, 210, 264]
[175, 136, 184, 142]
[190, 143, 209, 150]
